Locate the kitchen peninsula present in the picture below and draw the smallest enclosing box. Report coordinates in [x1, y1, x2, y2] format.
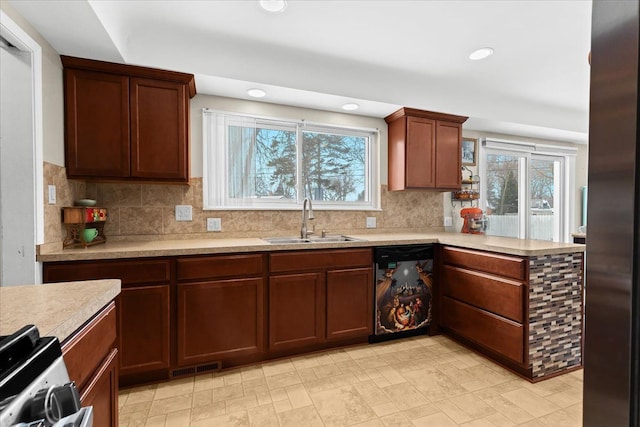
[38, 233, 584, 385]
[0, 279, 121, 426]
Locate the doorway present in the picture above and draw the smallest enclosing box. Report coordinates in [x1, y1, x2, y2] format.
[0, 11, 43, 286]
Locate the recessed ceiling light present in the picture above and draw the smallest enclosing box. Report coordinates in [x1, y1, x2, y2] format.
[342, 103, 359, 111]
[259, 0, 287, 13]
[469, 47, 494, 61]
[247, 88, 266, 98]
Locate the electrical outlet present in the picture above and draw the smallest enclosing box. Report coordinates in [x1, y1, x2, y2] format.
[48, 185, 56, 205]
[175, 205, 192, 221]
[366, 217, 377, 228]
[444, 216, 453, 227]
[207, 218, 222, 232]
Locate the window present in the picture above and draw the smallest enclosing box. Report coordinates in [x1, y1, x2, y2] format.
[203, 110, 379, 210]
[480, 139, 576, 242]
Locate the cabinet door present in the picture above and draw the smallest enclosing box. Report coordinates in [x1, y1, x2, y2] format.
[326, 268, 373, 341]
[119, 285, 170, 376]
[435, 120, 462, 189]
[177, 278, 264, 366]
[64, 69, 130, 178]
[406, 116, 436, 188]
[80, 348, 118, 427]
[130, 78, 188, 181]
[269, 272, 324, 352]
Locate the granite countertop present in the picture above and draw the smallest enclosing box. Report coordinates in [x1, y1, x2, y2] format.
[0, 279, 121, 343]
[37, 232, 585, 262]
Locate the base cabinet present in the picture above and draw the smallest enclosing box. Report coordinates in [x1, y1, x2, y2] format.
[61, 303, 118, 427]
[269, 272, 324, 352]
[268, 249, 373, 354]
[326, 268, 373, 341]
[119, 285, 171, 376]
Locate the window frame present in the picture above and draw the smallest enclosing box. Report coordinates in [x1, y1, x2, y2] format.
[203, 109, 380, 211]
[479, 138, 576, 243]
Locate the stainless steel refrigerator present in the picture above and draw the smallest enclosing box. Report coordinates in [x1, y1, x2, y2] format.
[584, 1, 640, 426]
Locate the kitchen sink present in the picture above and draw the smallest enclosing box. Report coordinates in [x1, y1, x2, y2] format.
[262, 235, 362, 244]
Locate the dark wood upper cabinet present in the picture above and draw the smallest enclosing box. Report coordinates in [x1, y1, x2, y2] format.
[62, 56, 195, 183]
[385, 107, 468, 191]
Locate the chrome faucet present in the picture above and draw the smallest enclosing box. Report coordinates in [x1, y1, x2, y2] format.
[300, 197, 315, 239]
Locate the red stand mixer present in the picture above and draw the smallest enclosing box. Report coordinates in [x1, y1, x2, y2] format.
[460, 207, 487, 234]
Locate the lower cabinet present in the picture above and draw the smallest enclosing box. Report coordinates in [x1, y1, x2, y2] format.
[439, 246, 527, 367]
[61, 302, 118, 426]
[176, 254, 265, 367]
[119, 285, 171, 376]
[268, 249, 373, 353]
[269, 272, 324, 352]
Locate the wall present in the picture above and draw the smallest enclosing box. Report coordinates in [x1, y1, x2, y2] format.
[443, 130, 588, 239]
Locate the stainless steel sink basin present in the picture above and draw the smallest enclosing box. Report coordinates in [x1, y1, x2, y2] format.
[262, 235, 361, 244]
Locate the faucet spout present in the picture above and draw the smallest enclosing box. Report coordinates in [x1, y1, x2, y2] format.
[300, 198, 314, 239]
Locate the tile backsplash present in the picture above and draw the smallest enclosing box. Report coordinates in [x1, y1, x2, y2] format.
[43, 162, 444, 248]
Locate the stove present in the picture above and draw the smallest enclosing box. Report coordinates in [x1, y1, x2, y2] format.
[0, 325, 93, 426]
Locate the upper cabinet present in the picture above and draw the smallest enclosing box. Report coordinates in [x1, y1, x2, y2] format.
[385, 108, 468, 191]
[62, 56, 196, 183]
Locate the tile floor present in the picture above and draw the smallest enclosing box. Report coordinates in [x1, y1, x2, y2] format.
[118, 335, 583, 426]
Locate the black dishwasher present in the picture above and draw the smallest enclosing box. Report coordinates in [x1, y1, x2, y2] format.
[370, 245, 434, 343]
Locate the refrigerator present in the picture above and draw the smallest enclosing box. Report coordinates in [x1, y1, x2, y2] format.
[584, 1, 640, 426]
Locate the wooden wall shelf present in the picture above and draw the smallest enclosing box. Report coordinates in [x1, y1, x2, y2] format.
[63, 207, 108, 248]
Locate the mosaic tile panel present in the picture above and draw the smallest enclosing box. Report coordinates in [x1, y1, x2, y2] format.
[529, 253, 584, 378]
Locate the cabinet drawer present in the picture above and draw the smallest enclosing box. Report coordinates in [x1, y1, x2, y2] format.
[442, 246, 526, 280]
[270, 249, 372, 273]
[441, 296, 524, 364]
[44, 259, 171, 285]
[177, 254, 263, 281]
[62, 302, 116, 391]
[441, 266, 524, 322]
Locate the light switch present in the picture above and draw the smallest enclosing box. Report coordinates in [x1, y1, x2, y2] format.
[48, 185, 56, 205]
[366, 217, 377, 228]
[444, 216, 453, 227]
[175, 205, 192, 221]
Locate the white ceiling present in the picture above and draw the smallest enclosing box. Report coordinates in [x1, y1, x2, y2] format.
[10, 0, 592, 143]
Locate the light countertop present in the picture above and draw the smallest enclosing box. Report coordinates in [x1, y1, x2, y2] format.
[0, 279, 121, 343]
[37, 232, 585, 262]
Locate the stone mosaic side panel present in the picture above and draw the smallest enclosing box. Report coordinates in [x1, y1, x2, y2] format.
[529, 253, 584, 378]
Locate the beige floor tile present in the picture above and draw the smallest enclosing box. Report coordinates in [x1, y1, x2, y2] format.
[193, 389, 213, 407]
[412, 411, 458, 427]
[405, 367, 467, 402]
[221, 370, 244, 386]
[266, 371, 303, 389]
[241, 365, 265, 382]
[212, 383, 245, 402]
[262, 359, 296, 377]
[459, 418, 497, 427]
[285, 383, 313, 408]
[563, 403, 583, 423]
[449, 392, 497, 420]
[190, 401, 226, 422]
[153, 377, 194, 400]
[147, 393, 193, 417]
[256, 390, 273, 406]
[372, 401, 401, 417]
[165, 408, 191, 427]
[297, 366, 320, 382]
[273, 398, 293, 413]
[345, 345, 378, 360]
[310, 384, 377, 427]
[191, 410, 249, 427]
[377, 365, 407, 385]
[532, 408, 582, 427]
[402, 403, 441, 420]
[380, 412, 414, 427]
[501, 388, 561, 418]
[143, 414, 165, 427]
[120, 401, 152, 416]
[353, 380, 391, 407]
[119, 410, 148, 425]
[330, 372, 360, 387]
[291, 354, 321, 370]
[125, 386, 157, 405]
[546, 385, 583, 408]
[355, 355, 389, 370]
[194, 373, 225, 391]
[382, 382, 430, 410]
[277, 405, 325, 427]
[226, 395, 259, 413]
[352, 419, 386, 427]
[312, 363, 343, 378]
[522, 376, 572, 397]
[434, 399, 474, 424]
[483, 412, 517, 427]
[473, 388, 534, 425]
[247, 404, 280, 427]
[270, 387, 289, 402]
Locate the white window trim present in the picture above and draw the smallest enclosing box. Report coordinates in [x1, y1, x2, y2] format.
[203, 109, 381, 211]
